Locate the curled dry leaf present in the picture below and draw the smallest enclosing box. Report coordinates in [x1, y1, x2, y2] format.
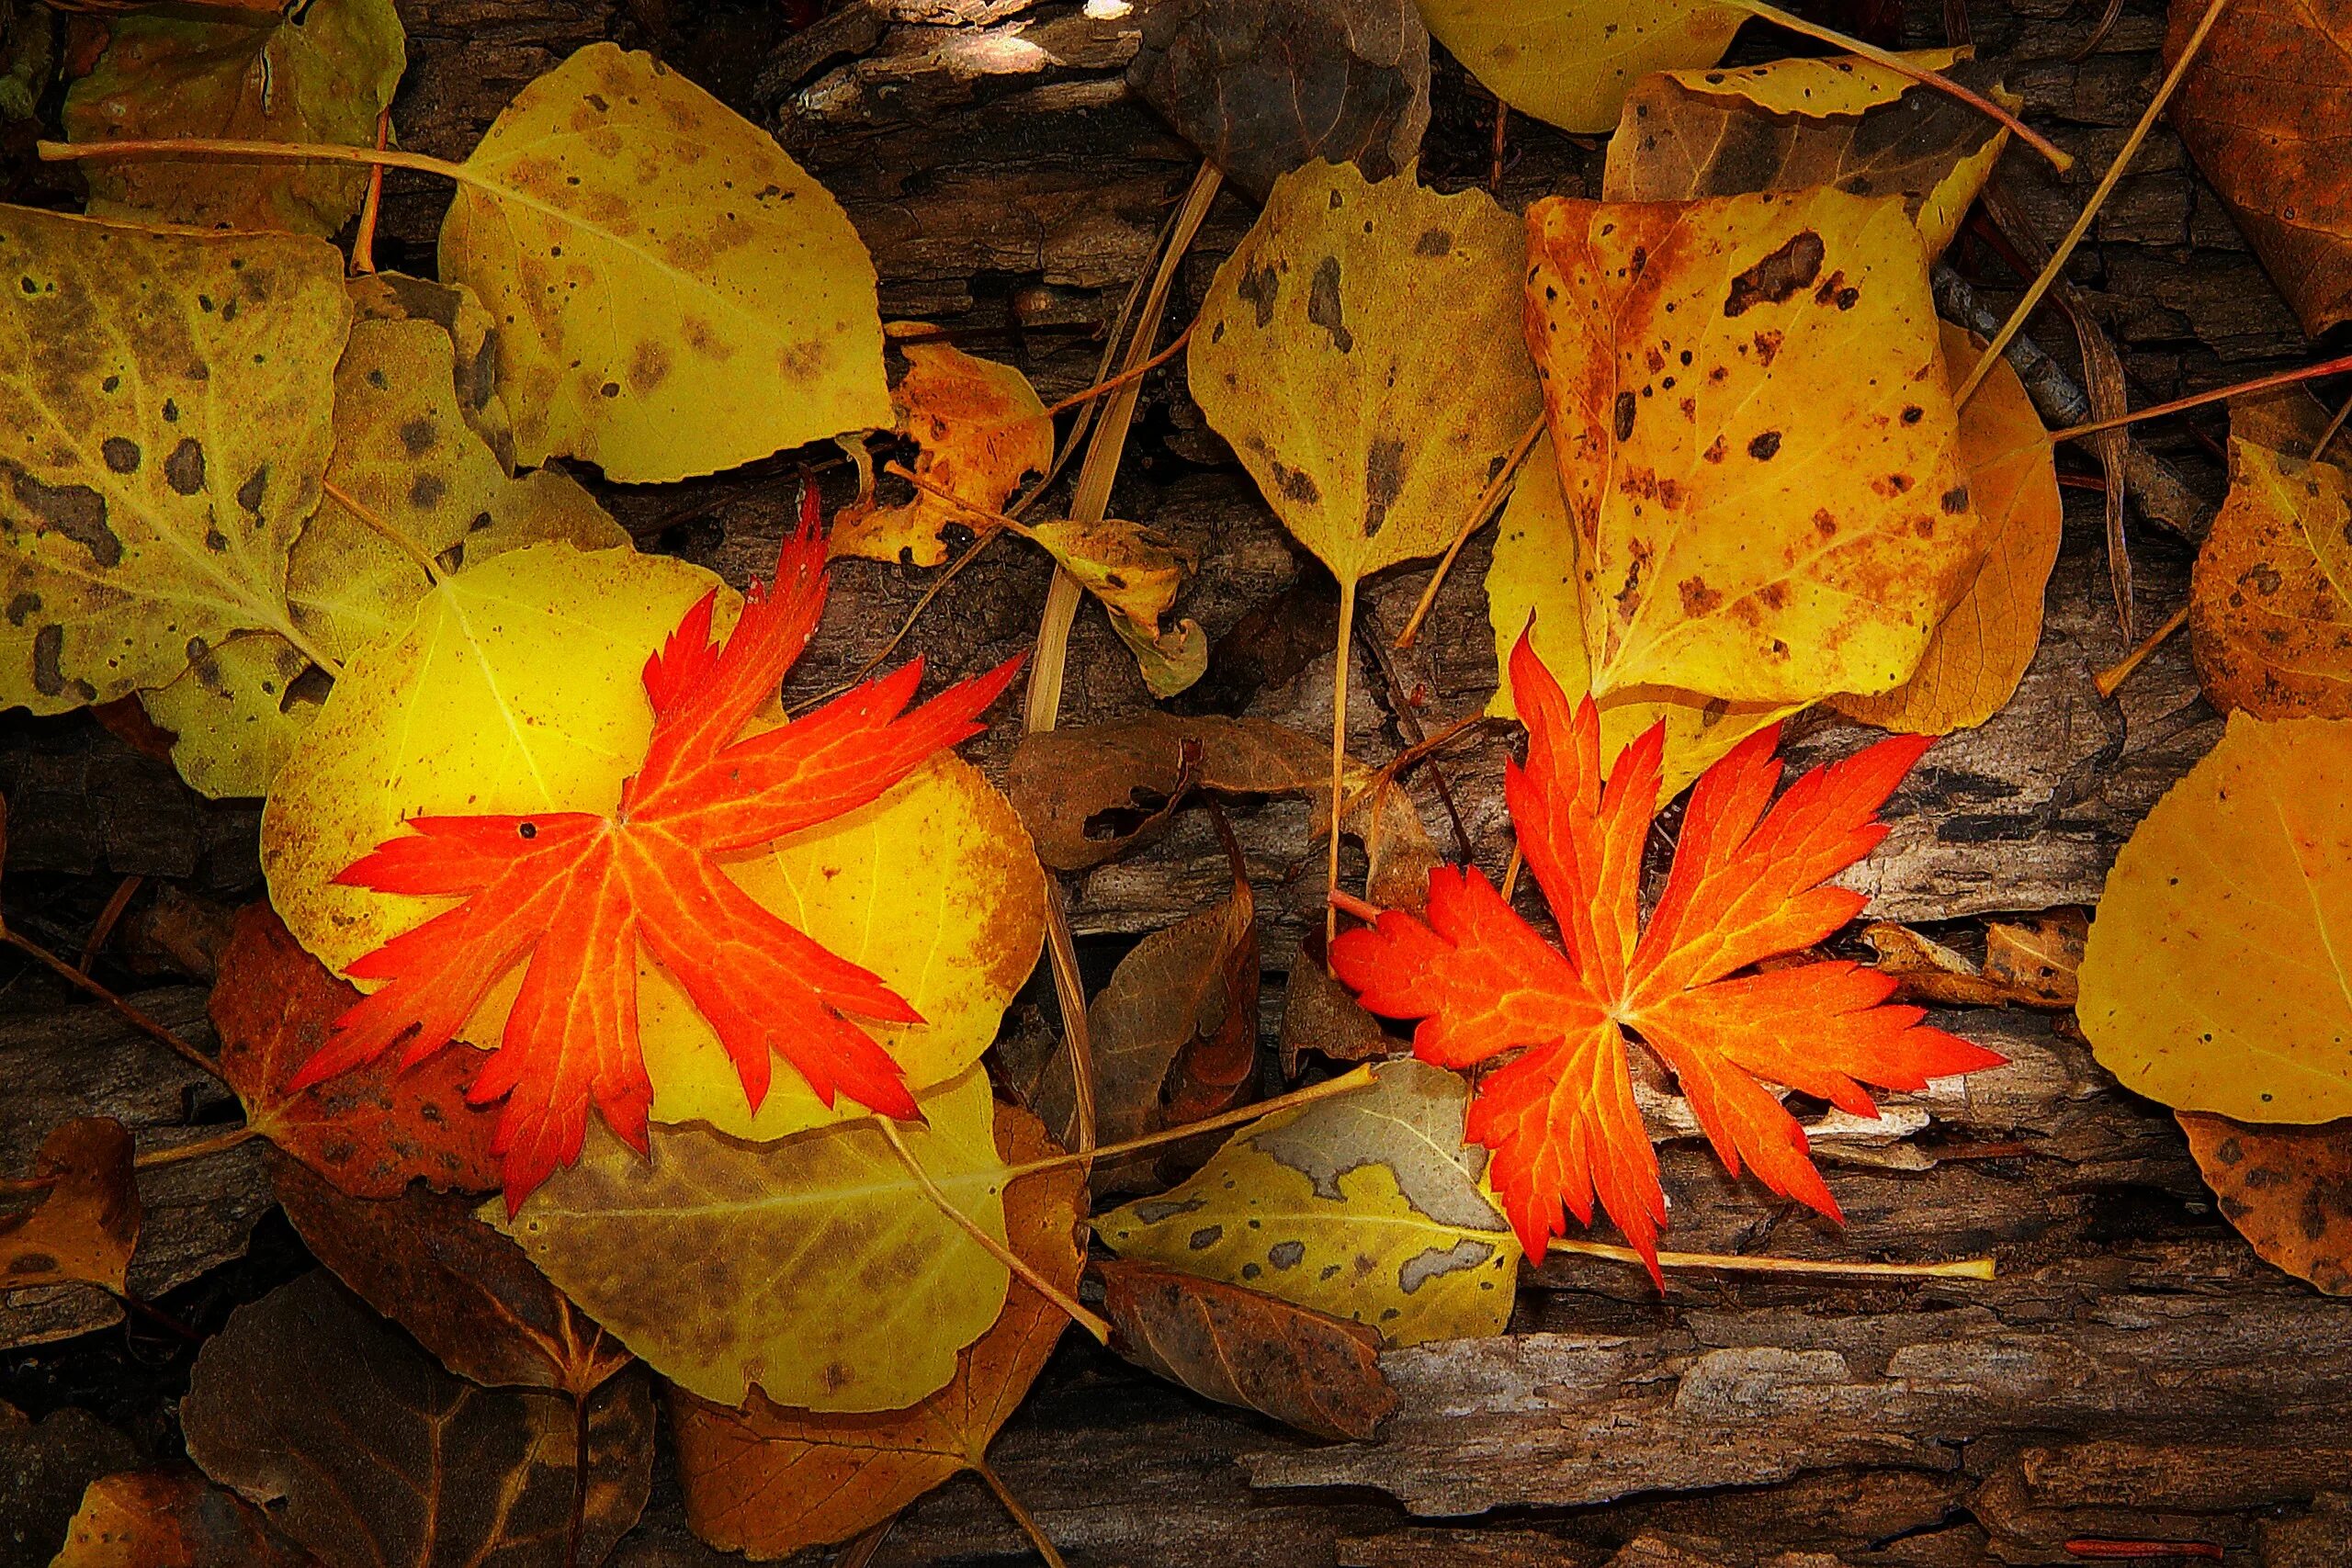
[2177, 1112, 2352, 1295]
[667, 1100, 1084, 1558]
[0, 1118, 138, 1297]
[270, 1151, 630, 1397]
[1604, 52, 2013, 257]
[209, 904, 500, 1199]
[2165, 0, 2352, 335]
[1982, 914, 2084, 1007]
[485, 1066, 1012, 1412]
[51, 1469, 313, 1568]
[2080, 713, 2352, 1123]
[0, 210, 347, 716]
[1278, 935, 1396, 1077]
[1127, 0, 1431, 198]
[831, 337, 1053, 568]
[62, 0, 404, 236]
[440, 43, 892, 482]
[1419, 0, 1747, 134]
[1100, 1060, 1521, 1347]
[2190, 434, 2352, 720]
[1525, 186, 1985, 705]
[1864, 915, 2078, 1010]
[1096, 1258, 1399, 1441]
[182, 1272, 653, 1568]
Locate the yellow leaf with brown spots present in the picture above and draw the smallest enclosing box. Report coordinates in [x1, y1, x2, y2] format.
[438, 43, 892, 484]
[1418, 0, 1747, 135]
[0, 208, 347, 716]
[2190, 433, 2352, 720]
[1525, 186, 1986, 705]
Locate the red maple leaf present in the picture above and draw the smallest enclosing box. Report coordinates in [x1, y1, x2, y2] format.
[288, 490, 1023, 1209]
[1330, 632, 2003, 1280]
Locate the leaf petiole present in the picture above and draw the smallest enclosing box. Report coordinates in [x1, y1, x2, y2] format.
[1006, 1066, 1381, 1184]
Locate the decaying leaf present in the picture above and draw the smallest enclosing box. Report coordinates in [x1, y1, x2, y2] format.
[2190, 434, 2352, 720]
[62, 0, 404, 236]
[1096, 1258, 1398, 1440]
[2177, 1112, 2352, 1295]
[832, 337, 1053, 568]
[1100, 1060, 1520, 1346]
[1605, 52, 2013, 256]
[440, 43, 892, 482]
[51, 1469, 313, 1568]
[1128, 0, 1431, 198]
[1278, 936, 1396, 1077]
[1829, 325, 2062, 735]
[1419, 0, 1747, 134]
[0, 209, 347, 715]
[1526, 186, 1985, 705]
[183, 1274, 653, 1568]
[1028, 514, 1199, 654]
[1984, 913, 2084, 1007]
[1862, 922, 2015, 1009]
[2165, 0, 2352, 335]
[667, 1100, 1084, 1557]
[209, 904, 500, 1199]
[486, 1066, 1012, 1412]
[345, 270, 515, 468]
[0, 1118, 138, 1297]
[271, 1152, 629, 1397]
[2080, 712, 2352, 1123]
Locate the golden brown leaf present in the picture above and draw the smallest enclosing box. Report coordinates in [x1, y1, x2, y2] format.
[0, 1118, 138, 1297]
[832, 337, 1053, 568]
[2189, 434, 2352, 720]
[51, 1469, 313, 1568]
[2177, 1111, 2352, 1294]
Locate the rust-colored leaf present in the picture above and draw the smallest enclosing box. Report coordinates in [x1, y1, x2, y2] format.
[1095, 1257, 1397, 1440]
[209, 904, 500, 1199]
[51, 1469, 315, 1568]
[2178, 1112, 2352, 1294]
[1, 1118, 138, 1297]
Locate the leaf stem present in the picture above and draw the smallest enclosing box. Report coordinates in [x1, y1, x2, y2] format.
[973, 1460, 1071, 1568]
[2092, 603, 2188, 700]
[1550, 1237, 1996, 1279]
[876, 1119, 1112, 1344]
[1954, 0, 2235, 407]
[1395, 412, 1545, 650]
[40, 135, 471, 183]
[1042, 319, 1199, 418]
[0, 1124, 259, 1199]
[322, 477, 442, 584]
[0, 926, 220, 1078]
[2049, 352, 2352, 445]
[1009, 1066, 1379, 1181]
[1328, 577, 1358, 947]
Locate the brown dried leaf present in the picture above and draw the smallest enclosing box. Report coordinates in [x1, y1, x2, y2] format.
[2178, 1112, 2352, 1294]
[181, 1272, 654, 1568]
[1095, 1258, 1399, 1440]
[1863, 919, 2079, 1010]
[269, 1151, 629, 1398]
[1982, 913, 2084, 1007]
[1127, 0, 1430, 199]
[209, 905, 499, 1199]
[2189, 432, 2352, 720]
[668, 1102, 1084, 1558]
[1278, 938, 1396, 1078]
[51, 1469, 316, 1568]
[1, 1118, 138, 1297]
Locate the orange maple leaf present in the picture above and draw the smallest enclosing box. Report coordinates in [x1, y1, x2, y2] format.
[1330, 632, 2002, 1280]
[288, 491, 1023, 1209]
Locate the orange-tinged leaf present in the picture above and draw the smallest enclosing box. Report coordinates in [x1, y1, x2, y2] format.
[2177, 1111, 2352, 1294]
[290, 494, 1022, 1208]
[0, 1118, 138, 1296]
[1330, 632, 2002, 1279]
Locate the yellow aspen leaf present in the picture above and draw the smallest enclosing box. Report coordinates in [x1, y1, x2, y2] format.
[667, 1100, 1085, 1553]
[1485, 432, 1794, 796]
[486, 1065, 1012, 1412]
[260, 540, 1044, 1142]
[1604, 51, 2014, 256]
[1417, 0, 1747, 134]
[2078, 712, 2352, 1123]
[2189, 434, 2352, 720]
[62, 0, 405, 237]
[1830, 325, 2061, 735]
[140, 634, 321, 800]
[439, 43, 892, 483]
[832, 337, 1054, 568]
[1098, 1060, 1521, 1348]
[0, 209, 348, 716]
[1526, 186, 1986, 705]
[345, 271, 516, 470]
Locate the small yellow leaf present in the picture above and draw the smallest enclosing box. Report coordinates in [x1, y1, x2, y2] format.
[487, 1065, 1011, 1412]
[2190, 434, 2352, 720]
[2077, 712, 2352, 1123]
[439, 44, 892, 483]
[832, 338, 1053, 568]
[1417, 0, 1747, 134]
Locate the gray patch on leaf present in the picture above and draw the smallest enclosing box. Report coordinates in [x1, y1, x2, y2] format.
[1397, 1239, 1495, 1294]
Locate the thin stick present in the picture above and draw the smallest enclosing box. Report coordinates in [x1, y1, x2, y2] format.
[1733, 0, 2072, 170]
[322, 477, 442, 582]
[1327, 578, 1358, 946]
[2050, 352, 2352, 444]
[1954, 0, 2235, 406]
[352, 107, 391, 277]
[79, 874, 142, 975]
[1501, 843, 1525, 902]
[0, 927, 220, 1077]
[1007, 1066, 1379, 1180]
[0, 1124, 259, 1198]
[1548, 1237, 1996, 1280]
[1042, 319, 1198, 418]
[974, 1460, 1071, 1568]
[1395, 413, 1546, 650]
[2092, 604, 2188, 699]
[877, 1119, 1112, 1343]
[1042, 893, 1095, 1156]
[1327, 887, 1386, 925]
[2317, 389, 2352, 462]
[1334, 712, 1491, 829]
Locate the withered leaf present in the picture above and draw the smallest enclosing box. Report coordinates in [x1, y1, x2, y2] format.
[181, 1272, 653, 1568]
[1095, 1257, 1399, 1441]
[2190, 431, 2352, 721]
[2178, 1112, 2352, 1295]
[270, 1151, 630, 1397]
[209, 904, 500, 1199]
[1128, 0, 1430, 199]
[1982, 914, 2083, 1008]
[51, 1468, 315, 1568]
[1, 1117, 138, 1298]
[668, 1102, 1085, 1558]
[1278, 936, 1396, 1078]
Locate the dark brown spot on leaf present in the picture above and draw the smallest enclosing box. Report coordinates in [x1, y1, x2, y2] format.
[13, 471, 119, 566]
[164, 438, 206, 496]
[1308, 256, 1353, 353]
[1614, 391, 1637, 442]
[101, 437, 141, 474]
[1748, 431, 1782, 460]
[1363, 436, 1405, 537]
[1724, 231, 1826, 317]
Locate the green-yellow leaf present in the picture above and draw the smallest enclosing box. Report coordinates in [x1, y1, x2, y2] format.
[345, 271, 517, 470]
[2077, 712, 2352, 1123]
[439, 43, 892, 483]
[488, 1065, 1012, 1412]
[63, 0, 405, 237]
[1417, 0, 1747, 135]
[1099, 1060, 1521, 1347]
